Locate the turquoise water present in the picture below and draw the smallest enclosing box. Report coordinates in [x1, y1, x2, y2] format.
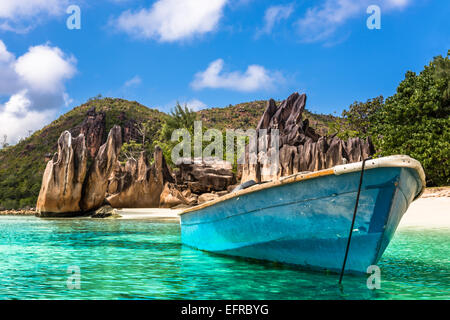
[0, 216, 449, 300]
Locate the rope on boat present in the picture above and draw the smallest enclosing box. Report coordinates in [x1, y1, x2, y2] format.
[339, 157, 372, 284]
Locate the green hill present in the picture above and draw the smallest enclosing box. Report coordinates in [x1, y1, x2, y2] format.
[198, 100, 338, 135]
[0, 97, 336, 210]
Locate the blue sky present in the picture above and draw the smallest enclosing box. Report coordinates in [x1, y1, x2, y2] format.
[0, 0, 449, 144]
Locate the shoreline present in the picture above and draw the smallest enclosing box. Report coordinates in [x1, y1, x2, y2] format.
[1, 187, 449, 227]
[0, 210, 35, 216]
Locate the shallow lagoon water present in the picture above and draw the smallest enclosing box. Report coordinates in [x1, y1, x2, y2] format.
[0, 216, 449, 300]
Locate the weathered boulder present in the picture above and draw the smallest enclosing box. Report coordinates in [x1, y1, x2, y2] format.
[198, 193, 219, 204]
[159, 182, 190, 208]
[91, 205, 121, 219]
[176, 157, 235, 194]
[81, 125, 122, 211]
[36, 131, 88, 214]
[181, 189, 199, 205]
[105, 147, 175, 208]
[240, 92, 375, 183]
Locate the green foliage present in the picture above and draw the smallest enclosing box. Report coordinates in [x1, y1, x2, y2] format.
[156, 103, 197, 166]
[119, 120, 162, 164]
[120, 140, 146, 163]
[370, 53, 450, 186]
[161, 102, 197, 140]
[329, 96, 384, 140]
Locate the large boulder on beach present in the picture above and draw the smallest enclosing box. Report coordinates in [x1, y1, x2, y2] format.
[175, 157, 235, 194]
[159, 182, 190, 208]
[36, 131, 88, 214]
[80, 125, 122, 211]
[105, 147, 175, 208]
[240, 92, 375, 183]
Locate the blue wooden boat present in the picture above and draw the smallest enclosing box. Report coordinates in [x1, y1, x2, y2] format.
[179, 155, 425, 274]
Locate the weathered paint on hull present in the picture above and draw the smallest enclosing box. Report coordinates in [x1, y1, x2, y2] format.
[180, 166, 423, 273]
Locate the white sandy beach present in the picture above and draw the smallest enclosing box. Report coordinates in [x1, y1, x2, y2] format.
[399, 197, 450, 229]
[115, 208, 182, 220]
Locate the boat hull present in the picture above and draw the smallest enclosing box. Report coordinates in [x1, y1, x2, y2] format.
[180, 163, 423, 274]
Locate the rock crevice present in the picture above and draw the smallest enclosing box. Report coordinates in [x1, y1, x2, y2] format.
[80, 125, 123, 212]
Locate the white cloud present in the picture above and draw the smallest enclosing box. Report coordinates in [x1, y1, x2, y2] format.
[0, 91, 57, 144]
[258, 4, 294, 36]
[0, 40, 13, 62]
[124, 75, 142, 87]
[185, 99, 207, 111]
[0, 0, 66, 19]
[191, 59, 283, 92]
[296, 0, 411, 43]
[114, 0, 228, 42]
[0, 40, 76, 145]
[15, 45, 76, 94]
[0, 0, 68, 32]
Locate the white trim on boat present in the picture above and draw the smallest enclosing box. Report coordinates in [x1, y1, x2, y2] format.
[333, 155, 426, 197]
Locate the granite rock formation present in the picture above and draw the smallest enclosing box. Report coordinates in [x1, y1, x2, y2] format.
[36, 131, 88, 214]
[240, 92, 375, 183]
[80, 125, 123, 211]
[106, 147, 176, 208]
[79, 106, 106, 159]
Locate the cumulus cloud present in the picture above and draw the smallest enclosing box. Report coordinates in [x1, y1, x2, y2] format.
[257, 4, 294, 36]
[296, 0, 411, 43]
[15, 45, 76, 94]
[0, 40, 76, 145]
[0, 0, 68, 32]
[191, 59, 283, 92]
[114, 0, 228, 42]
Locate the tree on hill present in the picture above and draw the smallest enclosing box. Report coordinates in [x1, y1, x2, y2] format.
[1, 135, 8, 149]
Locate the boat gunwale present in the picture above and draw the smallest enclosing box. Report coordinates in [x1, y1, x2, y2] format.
[179, 155, 426, 216]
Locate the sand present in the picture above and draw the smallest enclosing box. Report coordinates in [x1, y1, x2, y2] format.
[115, 208, 182, 221]
[399, 197, 450, 229]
